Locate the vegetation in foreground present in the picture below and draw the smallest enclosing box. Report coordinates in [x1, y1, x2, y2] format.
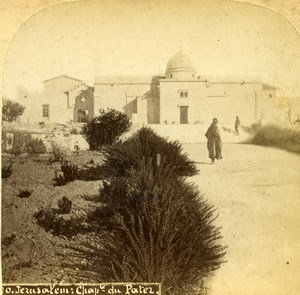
[3, 122, 226, 294]
[78, 163, 226, 295]
[56, 127, 225, 295]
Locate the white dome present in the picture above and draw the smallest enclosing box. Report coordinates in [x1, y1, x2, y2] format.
[165, 50, 197, 79]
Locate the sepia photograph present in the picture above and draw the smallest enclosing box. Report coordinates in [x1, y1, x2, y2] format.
[1, 0, 300, 294]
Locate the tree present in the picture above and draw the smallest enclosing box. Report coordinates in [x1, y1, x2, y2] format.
[82, 108, 131, 150]
[2, 99, 25, 122]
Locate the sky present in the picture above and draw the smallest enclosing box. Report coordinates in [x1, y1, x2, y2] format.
[2, 0, 300, 98]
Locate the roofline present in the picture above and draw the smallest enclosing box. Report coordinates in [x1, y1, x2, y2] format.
[94, 82, 153, 85]
[159, 79, 278, 88]
[43, 75, 84, 83]
[159, 79, 262, 84]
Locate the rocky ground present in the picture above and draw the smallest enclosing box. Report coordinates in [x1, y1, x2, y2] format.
[1, 151, 104, 283]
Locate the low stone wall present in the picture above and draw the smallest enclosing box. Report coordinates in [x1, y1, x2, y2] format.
[1, 131, 89, 153]
[1, 122, 250, 154]
[126, 123, 249, 144]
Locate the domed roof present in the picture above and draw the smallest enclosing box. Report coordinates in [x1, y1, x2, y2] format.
[166, 50, 195, 73]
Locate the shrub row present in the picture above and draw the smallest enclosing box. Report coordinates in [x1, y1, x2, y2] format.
[246, 123, 300, 153]
[2, 132, 46, 155]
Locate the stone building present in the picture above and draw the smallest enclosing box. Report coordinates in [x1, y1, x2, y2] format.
[94, 50, 277, 125]
[18, 51, 278, 126]
[18, 75, 93, 124]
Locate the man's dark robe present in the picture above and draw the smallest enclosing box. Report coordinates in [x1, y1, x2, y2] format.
[205, 123, 222, 160]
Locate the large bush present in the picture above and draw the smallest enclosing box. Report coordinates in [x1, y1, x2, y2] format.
[82, 108, 131, 150]
[103, 127, 198, 177]
[248, 124, 300, 153]
[26, 138, 46, 154]
[2, 99, 25, 122]
[78, 161, 226, 294]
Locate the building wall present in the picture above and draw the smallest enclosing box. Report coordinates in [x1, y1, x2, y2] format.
[72, 87, 94, 122]
[159, 80, 206, 124]
[73, 95, 94, 122]
[18, 76, 86, 124]
[256, 86, 277, 122]
[17, 74, 278, 126]
[94, 76, 160, 124]
[206, 82, 261, 124]
[159, 79, 276, 125]
[42, 77, 84, 123]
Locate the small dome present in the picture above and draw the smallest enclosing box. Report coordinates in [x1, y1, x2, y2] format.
[165, 50, 197, 79]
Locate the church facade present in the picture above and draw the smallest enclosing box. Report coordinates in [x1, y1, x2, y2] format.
[94, 51, 277, 125]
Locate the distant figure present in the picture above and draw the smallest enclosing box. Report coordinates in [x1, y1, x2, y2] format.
[235, 116, 240, 135]
[205, 118, 222, 164]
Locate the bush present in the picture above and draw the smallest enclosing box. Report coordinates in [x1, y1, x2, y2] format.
[103, 127, 198, 177]
[248, 124, 300, 153]
[2, 99, 25, 122]
[81, 162, 226, 294]
[242, 122, 262, 135]
[53, 160, 79, 186]
[2, 162, 13, 178]
[50, 142, 67, 162]
[82, 108, 131, 150]
[26, 138, 46, 154]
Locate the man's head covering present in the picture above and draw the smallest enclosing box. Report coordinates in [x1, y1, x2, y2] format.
[213, 118, 218, 124]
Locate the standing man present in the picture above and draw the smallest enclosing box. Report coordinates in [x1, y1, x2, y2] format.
[235, 116, 240, 135]
[205, 118, 222, 164]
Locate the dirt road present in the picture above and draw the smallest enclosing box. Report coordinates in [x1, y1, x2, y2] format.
[183, 143, 300, 295]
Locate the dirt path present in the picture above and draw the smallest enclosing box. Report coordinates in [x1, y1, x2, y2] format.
[183, 143, 300, 295]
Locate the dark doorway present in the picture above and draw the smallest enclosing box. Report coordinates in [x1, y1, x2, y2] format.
[180, 106, 188, 124]
[78, 109, 89, 123]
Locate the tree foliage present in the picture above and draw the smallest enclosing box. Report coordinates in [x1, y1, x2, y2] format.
[82, 108, 131, 150]
[2, 99, 25, 122]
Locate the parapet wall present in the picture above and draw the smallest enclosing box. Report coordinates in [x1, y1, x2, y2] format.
[126, 123, 249, 144]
